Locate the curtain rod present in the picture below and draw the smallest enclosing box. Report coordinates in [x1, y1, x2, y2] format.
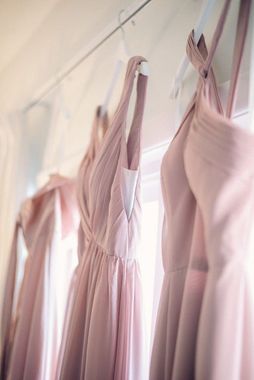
[24, 0, 152, 112]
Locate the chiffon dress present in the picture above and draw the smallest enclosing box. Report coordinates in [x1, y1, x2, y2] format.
[150, 0, 254, 379]
[0, 122, 16, 341]
[59, 56, 148, 380]
[77, 106, 108, 259]
[55, 106, 108, 378]
[1, 175, 79, 380]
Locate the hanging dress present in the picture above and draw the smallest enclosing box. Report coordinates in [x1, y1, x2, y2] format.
[150, 0, 252, 379]
[1, 175, 79, 380]
[55, 106, 108, 378]
[59, 56, 148, 380]
[77, 105, 108, 259]
[0, 120, 17, 339]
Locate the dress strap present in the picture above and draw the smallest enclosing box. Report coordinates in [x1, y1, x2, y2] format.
[124, 58, 148, 169]
[201, 0, 232, 77]
[225, 0, 251, 117]
[116, 56, 148, 119]
[201, 0, 251, 118]
[115, 56, 148, 169]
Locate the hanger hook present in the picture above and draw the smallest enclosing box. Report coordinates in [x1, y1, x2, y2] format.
[118, 9, 126, 38]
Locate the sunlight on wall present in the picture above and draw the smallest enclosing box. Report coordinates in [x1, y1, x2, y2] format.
[139, 199, 160, 349]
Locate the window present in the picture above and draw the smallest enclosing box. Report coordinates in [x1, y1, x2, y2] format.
[139, 142, 167, 352]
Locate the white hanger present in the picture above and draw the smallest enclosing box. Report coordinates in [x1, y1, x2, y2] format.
[138, 61, 149, 76]
[116, 9, 149, 78]
[169, 0, 218, 98]
[100, 9, 149, 117]
[100, 10, 129, 117]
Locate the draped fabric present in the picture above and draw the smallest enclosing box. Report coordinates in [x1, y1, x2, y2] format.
[59, 56, 148, 380]
[150, 0, 253, 379]
[76, 105, 108, 259]
[0, 120, 18, 348]
[1, 175, 79, 380]
[55, 106, 108, 378]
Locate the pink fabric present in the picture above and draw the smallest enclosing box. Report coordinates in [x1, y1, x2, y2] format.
[59, 56, 148, 380]
[1, 175, 79, 380]
[150, 0, 253, 379]
[77, 106, 108, 259]
[55, 107, 108, 378]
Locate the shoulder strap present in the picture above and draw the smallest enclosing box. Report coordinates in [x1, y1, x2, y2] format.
[115, 56, 148, 121]
[225, 0, 251, 117]
[125, 64, 148, 169]
[201, 0, 232, 77]
[202, 0, 251, 118]
[115, 56, 148, 169]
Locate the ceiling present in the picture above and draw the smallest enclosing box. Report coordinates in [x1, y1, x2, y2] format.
[0, 0, 62, 73]
[0, 0, 136, 113]
[0, 0, 249, 116]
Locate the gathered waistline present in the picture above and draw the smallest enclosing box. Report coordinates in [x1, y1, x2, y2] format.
[84, 235, 139, 261]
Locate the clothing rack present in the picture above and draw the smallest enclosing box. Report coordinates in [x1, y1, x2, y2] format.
[23, 0, 152, 113]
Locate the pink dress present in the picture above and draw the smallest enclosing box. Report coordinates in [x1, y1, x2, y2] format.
[77, 106, 108, 259]
[1, 175, 79, 380]
[59, 56, 148, 380]
[150, 0, 253, 379]
[55, 106, 108, 378]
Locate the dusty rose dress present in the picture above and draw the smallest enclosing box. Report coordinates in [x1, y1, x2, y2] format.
[55, 106, 108, 378]
[77, 106, 108, 259]
[1, 175, 79, 380]
[150, 0, 252, 379]
[59, 56, 148, 380]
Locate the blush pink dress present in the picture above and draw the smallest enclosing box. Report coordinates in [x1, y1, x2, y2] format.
[55, 107, 108, 378]
[1, 175, 79, 380]
[150, 0, 252, 379]
[76, 106, 108, 259]
[59, 56, 148, 380]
